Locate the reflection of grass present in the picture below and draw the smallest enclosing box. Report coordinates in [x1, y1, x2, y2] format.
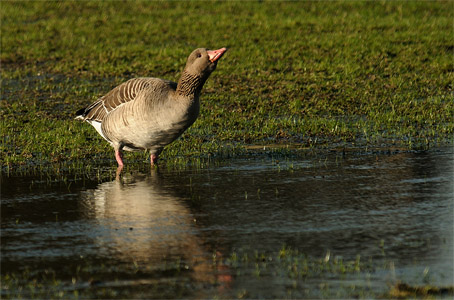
[3, 247, 452, 299]
[1, 1, 453, 167]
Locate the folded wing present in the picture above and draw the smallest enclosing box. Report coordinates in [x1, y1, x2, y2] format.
[76, 78, 153, 122]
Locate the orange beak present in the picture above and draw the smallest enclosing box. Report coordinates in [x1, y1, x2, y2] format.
[207, 47, 228, 63]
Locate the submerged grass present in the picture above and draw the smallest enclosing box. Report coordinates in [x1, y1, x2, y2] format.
[1, 1, 453, 169]
[389, 283, 454, 299]
[2, 246, 452, 299]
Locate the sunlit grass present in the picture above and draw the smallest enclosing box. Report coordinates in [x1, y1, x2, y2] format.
[1, 1, 453, 168]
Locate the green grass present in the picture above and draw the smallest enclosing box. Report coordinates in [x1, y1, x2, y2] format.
[1, 1, 453, 168]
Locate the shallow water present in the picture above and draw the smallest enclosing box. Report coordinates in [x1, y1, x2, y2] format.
[1, 148, 453, 298]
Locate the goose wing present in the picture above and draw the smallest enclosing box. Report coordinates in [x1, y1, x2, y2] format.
[75, 78, 154, 122]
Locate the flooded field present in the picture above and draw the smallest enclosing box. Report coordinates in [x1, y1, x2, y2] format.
[1, 148, 453, 299]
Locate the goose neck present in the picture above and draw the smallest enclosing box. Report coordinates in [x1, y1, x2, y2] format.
[176, 71, 206, 97]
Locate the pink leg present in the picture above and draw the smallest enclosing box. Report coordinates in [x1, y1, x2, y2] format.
[150, 153, 159, 166]
[115, 165, 124, 179]
[115, 149, 124, 166]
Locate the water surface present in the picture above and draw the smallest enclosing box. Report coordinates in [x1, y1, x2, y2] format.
[1, 148, 453, 298]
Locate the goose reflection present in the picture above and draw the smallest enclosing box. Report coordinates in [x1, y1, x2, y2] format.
[79, 169, 231, 289]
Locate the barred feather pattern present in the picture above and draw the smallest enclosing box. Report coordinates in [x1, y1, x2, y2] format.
[176, 71, 204, 97]
[78, 78, 154, 122]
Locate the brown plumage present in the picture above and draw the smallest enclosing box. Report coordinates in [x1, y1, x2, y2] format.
[75, 47, 227, 167]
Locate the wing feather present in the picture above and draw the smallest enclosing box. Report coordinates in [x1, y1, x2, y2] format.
[75, 78, 152, 122]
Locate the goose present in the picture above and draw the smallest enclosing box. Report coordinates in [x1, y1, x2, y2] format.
[75, 47, 227, 167]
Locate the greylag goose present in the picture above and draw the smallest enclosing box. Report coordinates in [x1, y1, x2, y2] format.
[75, 47, 227, 166]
